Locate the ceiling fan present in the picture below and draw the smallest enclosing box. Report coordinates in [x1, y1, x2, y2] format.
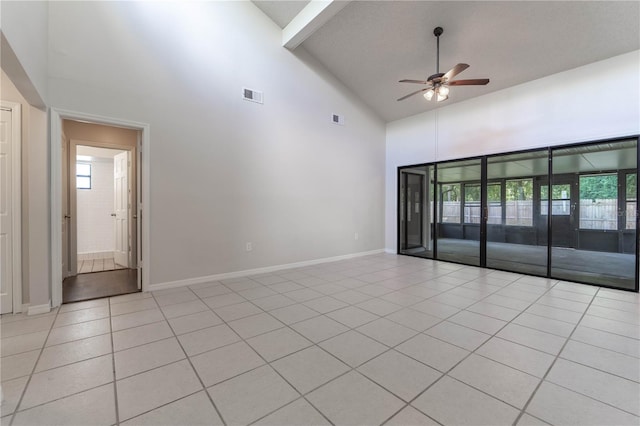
[397, 27, 489, 102]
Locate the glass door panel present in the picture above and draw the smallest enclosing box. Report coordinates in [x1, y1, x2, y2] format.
[399, 166, 434, 258]
[551, 140, 637, 290]
[486, 150, 548, 275]
[436, 159, 482, 266]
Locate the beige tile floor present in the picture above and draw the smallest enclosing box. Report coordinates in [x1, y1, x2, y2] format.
[1, 253, 639, 425]
[77, 258, 126, 274]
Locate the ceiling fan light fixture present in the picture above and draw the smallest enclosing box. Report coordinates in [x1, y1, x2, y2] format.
[397, 26, 490, 103]
[424, 89, 435, 100]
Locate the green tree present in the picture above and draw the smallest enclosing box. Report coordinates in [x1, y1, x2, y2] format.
[580, 175, 617, 199]
[506, 179, 533, 201]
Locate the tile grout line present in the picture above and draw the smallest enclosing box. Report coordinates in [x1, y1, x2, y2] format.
[513, 285, 602, 424]
[185, 279, 340, 426]
[147, 289, 229, 426]
[108, 300, 121, 426]
[394, 275, 564, 424]
[238, 265, 552, 424]
[376, 271, 557, 414]
[247, 268, 526, 424]
[177, 271, 447, 425]
[10, 255, 635, 425]
[6, 306, 62, 426]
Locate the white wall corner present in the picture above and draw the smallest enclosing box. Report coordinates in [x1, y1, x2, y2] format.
[27, 300, 51, 316]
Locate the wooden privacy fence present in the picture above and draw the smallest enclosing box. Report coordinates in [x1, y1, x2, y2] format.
[440, 199, 635, 230]
[442, 201, 534, 225]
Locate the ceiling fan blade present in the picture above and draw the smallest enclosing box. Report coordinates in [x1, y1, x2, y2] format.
[397, 87, 430, 101]
[448, 78, 490, 86]
[443, 63, 469, 81]
[399, 79, 429, 84]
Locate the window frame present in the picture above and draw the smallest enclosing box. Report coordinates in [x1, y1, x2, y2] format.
[76, 162, 92, 190]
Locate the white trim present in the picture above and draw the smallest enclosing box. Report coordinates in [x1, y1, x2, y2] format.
[27, 301, 51, 316]
[384, 248, 396, 254]
[69, 139, 138, 277]
[282, 0, 350, 49]
[1, 101, 22, 314]
[50, 108, 151, 307]
[149, 249, 385, 292]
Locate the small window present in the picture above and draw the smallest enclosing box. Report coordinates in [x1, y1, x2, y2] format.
[440, 184, 461, 223]
[506, 179, 533, 226]
[463, 183, 481, 224]
[541, 184, 571, 215]
[626, 173, 636, 230]
[487, 182, 502, 225]
[579, 174, 617, 230]
[77, 162, 91, 189]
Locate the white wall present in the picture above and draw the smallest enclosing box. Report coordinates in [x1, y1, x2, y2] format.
[0, 0, 49, 105]
[386, 51, 640, 251]
[1, 1, 51, 309]
[46, 2, 386, 285]
[77, 158, 116, 255]
[1, 69, 50, 308]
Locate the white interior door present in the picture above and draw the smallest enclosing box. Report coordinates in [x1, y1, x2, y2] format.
[114, 151, 129, 267]
[1, 109, 14, 313]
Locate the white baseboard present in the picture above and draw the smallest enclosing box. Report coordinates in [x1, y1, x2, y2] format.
[384, 248, 396, 254]
[149, 249, 386, 292]
[27, 301, 51, 316]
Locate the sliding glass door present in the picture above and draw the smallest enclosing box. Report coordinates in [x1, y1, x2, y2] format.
[436, 158, 482, 266]
[550, 140, 637, 290]
[399, 166, 434, 258]
[398, 137, 639, 292]
[486, 150, 548, 275]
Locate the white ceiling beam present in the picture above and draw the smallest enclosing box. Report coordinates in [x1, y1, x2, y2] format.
[282, 0, 350, 50]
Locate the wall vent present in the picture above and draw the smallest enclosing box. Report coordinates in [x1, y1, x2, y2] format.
[243, 88, 263, 104]
[331, 113, 345, 125]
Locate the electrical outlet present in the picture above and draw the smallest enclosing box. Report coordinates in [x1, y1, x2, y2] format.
[246, 242, 253, 252]
[354, 233, 359, 240]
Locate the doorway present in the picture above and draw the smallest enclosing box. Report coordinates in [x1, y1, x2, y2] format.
[399, 166, 434, 258]
[537, 175, 577, 248]
[75, 146, 130, 274]
[404, 172, 424, 249]
[51, 109, 150, 308]
[61, 120, 141, 303]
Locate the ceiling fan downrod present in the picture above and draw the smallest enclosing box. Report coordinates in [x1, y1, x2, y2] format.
[434, 26, 443, 75]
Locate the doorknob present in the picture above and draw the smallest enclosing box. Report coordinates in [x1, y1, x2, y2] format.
[64, 215, 71, 219]
[111, 213, 116, 217]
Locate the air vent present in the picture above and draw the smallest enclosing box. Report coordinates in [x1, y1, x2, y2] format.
[242, 88, 263, 104]
[331, 113, 345, 125]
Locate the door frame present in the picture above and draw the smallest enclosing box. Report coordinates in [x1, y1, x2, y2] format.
[403, 172, 425, 250]
[1, 101, 22, 313]
[70, 140, 137, 276]
[537, 174, 578, 249]
[51, 108, 150, 308]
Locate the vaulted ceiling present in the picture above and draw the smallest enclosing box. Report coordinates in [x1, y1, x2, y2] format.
[252, 1, 640, 122]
